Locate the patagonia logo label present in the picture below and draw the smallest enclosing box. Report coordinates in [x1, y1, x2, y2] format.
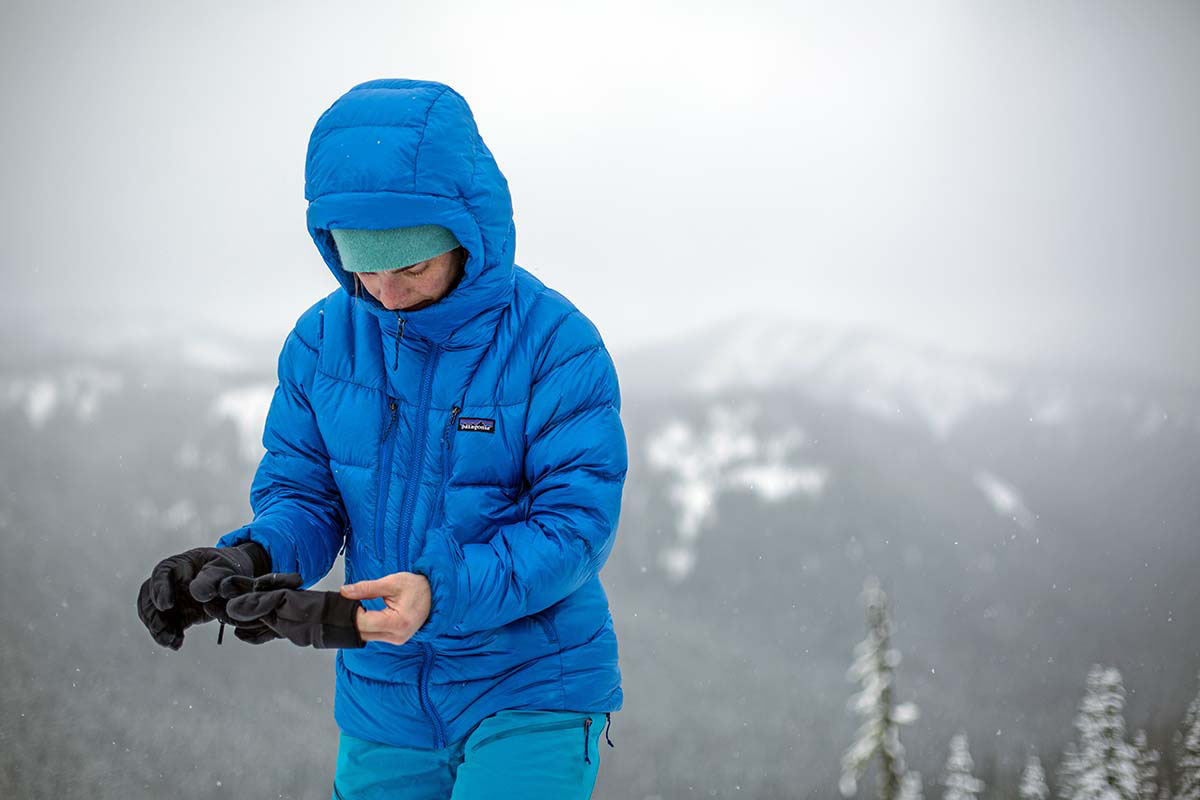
[457, 417, 495, 434]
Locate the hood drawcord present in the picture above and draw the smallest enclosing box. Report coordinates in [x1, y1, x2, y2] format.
[393, 313, 406, 370]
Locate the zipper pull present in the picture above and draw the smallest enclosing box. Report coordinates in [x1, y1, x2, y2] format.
[393, 314, 405, 370]
[583, 717, 592, 764]
[604, 712, 613, 747]
[444, 405, 461, 445]
[217, 621, 226, 645]
[379, 399, 398, 445]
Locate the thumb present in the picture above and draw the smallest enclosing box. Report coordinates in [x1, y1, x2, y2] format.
[341, 578, 390, 599]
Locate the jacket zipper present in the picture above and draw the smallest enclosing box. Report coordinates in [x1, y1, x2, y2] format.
[430, 404, 461, 530]
[393, 315, 447, 749]
[398, 346, 440, 572]
[416, 644, 442, 749]
[373, 397, 399, 559]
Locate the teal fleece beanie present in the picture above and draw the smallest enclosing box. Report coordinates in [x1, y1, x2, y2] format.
[330, 225, 461, 272]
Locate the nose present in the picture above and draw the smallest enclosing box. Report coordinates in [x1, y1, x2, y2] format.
[376, 277, 407, 309]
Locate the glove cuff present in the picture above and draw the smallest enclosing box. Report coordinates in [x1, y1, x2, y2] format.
[234, 541, 272, 577]
[317, 592, 365, 649]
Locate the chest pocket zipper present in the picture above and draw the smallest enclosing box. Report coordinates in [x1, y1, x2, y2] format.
[374, 398, 399, 559]
[431, 404, 460, 530]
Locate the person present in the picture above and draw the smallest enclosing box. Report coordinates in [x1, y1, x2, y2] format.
[135, 77, 628, 799]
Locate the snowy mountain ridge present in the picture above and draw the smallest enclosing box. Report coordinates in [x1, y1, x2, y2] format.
[620, 310, 1200, 441]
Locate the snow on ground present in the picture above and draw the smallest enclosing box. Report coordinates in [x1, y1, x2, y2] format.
[828, 338, 1012, 439]
[645, 400, 829, 582]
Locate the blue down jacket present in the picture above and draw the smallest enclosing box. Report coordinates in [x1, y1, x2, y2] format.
[215, 78, 627, 749]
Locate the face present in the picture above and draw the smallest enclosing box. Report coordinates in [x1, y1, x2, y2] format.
[354, 247, 466, 311]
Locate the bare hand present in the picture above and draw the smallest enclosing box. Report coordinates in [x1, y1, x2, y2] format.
[340, 572, 432, 646]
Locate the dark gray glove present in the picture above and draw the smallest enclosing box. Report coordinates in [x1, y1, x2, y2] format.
[136, 542, 271, 650]
[220, 572, 365, 649]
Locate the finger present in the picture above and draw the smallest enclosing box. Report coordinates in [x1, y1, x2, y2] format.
[137, 579, 159, 627]
[139, 580, 184, 646]
[358, 628, 411, 647]
[354, 608, 400, 635]
[202, 599, 234, 625]
[179, 601, 211, 629]
[233, 623, 278, 645]
[149, 559, 185, 611]
[188, 564, 234, 603]
[152, 553, 205, 611]
[146, 610, 180, 648]
[226, 590, 288, 622]
[340, 578, 393, 600]
[254, 572, 304, 591]
[219, 572, 302, 599]
[219, 574, 257, 599]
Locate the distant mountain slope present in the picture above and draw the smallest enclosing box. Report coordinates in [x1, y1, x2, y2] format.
[1, 311, 1197, 799]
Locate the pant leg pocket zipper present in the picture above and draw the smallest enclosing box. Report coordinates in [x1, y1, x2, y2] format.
[584, 716, 592, 764]
[467, 716, 590, 755]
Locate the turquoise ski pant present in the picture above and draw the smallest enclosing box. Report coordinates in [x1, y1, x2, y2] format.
[331, 710, 613, 799]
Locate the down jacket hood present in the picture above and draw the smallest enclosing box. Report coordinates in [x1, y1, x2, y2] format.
[305, 78, 516, 346]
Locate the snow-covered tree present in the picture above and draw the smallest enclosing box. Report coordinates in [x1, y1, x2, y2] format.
[839, 576, 920, 800]
[1022, 754, 1050, 800]
[940, 733, 984, 800]
[1133, 730, 1160, 800]
[899, 771, 925, 800]
[1059, 743, 1083, 800]
[1176, 671, 1200, 800]
[1073, 664, 1138, 800]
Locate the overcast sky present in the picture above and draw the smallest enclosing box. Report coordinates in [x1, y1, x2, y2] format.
[2, 0, 1197, 385]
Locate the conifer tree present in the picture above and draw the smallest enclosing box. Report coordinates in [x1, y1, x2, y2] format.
[1176, 671, 1200, 800]
[899, 771, 924, 800]
[941, 733, 985, 800]
[1022, 754, 1050, 800]
[1059, 743, 1083, 800]
[1133, 730, 1160, 800]
[839, 576, 920, 800]
[1073, 664, 1138, 800]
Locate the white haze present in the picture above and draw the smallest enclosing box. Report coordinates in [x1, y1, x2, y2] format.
[1, 0, 1196, 386]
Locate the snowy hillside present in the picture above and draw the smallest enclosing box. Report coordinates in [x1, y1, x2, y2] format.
[2, 310, 1198, 800]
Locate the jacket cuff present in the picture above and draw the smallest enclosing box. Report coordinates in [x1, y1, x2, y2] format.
[234, 541, 273, 577]
[216, 525, 298, 576]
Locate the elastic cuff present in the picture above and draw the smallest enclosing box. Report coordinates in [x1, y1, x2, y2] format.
[318, 592, 364, 649]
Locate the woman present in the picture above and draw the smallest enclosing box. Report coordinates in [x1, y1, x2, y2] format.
[135, 78, 627, 799]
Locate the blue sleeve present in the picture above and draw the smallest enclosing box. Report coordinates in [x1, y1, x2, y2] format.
[410, 310, 628, 639]
[216, 308, 348, 588]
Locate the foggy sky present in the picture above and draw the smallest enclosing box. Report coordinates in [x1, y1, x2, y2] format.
[1, 0, 1197, 385]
